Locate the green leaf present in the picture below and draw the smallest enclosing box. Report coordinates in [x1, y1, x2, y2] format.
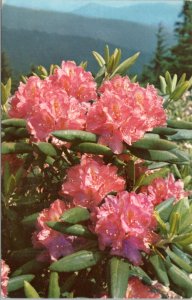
[50, 250, 102, 272]
[129, 148, 178, 163]
[24, 281, 40, 298]
[104, 45, 110, 64]
[52, 130, 97, 143]
[164, 259, 192, 297]
[167, 119, 192, 130]
[8, 274, 35, 292]
[159, 76, 167, 94]
[2, 118, 27, 128]
[132, 137, 177, 151]
[110, 52, 140, 78]
[173, 232, 192, 246]
[129, 266, 152, 285]
[108, 257, 130, 298]
[168, 129, 192, 141]
[47, 222, 96, 239]
[92, 51, 105, 67]
[60, 207, 90, 224]
[21, 212, 39, 227]
[48, 272, 60, 298]
[11, 259, 47, 277]
[170, 81, 191, 101]
[2, 142, 33, 154]
[34, 142, 58, 157]
[155, 198, 175, 222]
[135, 167, 169, 187]
[166, 248, 192, 273]
[165, 71, 172, 94]
[169, 212, 180, 237]
[149, 255, 169, 286]
[172, 245, 192, 265]
[148, 162, 170, 170]
[72, 142, 113, 156]
[152, 127, 177, 135]
[171, 74, 178, 91]
[10, 248, 40, 264]
[169, 148, 190, 164]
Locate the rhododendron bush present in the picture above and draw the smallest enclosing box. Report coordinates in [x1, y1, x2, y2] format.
[1, 47, 192, 298]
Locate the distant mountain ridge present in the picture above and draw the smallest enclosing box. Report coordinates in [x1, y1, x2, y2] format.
[72, 2, 182, 29]
[2, 4, 176, 76]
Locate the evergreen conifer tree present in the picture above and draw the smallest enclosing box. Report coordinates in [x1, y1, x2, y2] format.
[166, 0, 192, 78]
[141, 23, 168, 85]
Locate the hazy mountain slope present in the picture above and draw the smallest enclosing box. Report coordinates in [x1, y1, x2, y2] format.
[2, 5, 174, 53]
[2, 27, 152, 76]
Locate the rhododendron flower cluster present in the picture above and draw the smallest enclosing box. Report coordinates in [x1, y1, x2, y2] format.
[9, 61, 97, 141]
[61, 154, 125, 209]
[92, 191, 158, 265]
[141, 173, 187, 205]
[126, 277, 161, 298]
[32, 199, 81, 262]
[87, 75, 166, 153]
[1, 260, 10, 298]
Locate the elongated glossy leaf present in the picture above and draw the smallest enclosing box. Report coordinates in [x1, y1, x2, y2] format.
[15, 128, 29, 138]
[168, 129, 192, 141]
[8, 274, 35, 292]
[170, 81, 191, 101]
[169, 148, 190, 164]
[173, 232, 192, 246]
[132, 137, 177, 150]
[167, 119, 192, 130]
[129, 148, 178, 163]
[155, 198, 175, 222]
[24, 281, 40, 298]
[159, 75, 167, 94]
[52, 130, 97, 143]
[34, 142, 58, 157]
[73, 142, 113, 156]
[2, 142, 33, 154]
[50, 250, 102, 272]
[108, 257, 130, 298]
[92, 51, 105, 67]
[47, 222, 95, 239]
[2, 118, 27, 128]
[165, 260, 192, 297]
[110, 52, 140, 78]
[166, 248, 192, 273]
[135, 168, 169, 187]
[148, 162, 170, 170]
[172, 245, 192, 265]
[10, 248, 40, 264]
[21, 212, 39, 227]
[152, 127, 177, 135]
[48, 272, 60, 298]
[60, 207, 90, 224]
[104, 45, 110, 64]
[11, 259, 47, 277]
[129, 266, 152, 285]
[149, 255, 169, 286]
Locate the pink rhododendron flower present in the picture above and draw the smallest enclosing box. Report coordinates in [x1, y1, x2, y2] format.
[126, 277, 161, 298]
[61, 155, 125, 209]
[32, 199, 80, 262]
[50, 61, 97, 102]
[9, 61, 97, 141]
[1, 260, 10, 298]
[141, 173, 187, 205]
[87, 75, 166, 154]
[92, 191, 158, 265]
